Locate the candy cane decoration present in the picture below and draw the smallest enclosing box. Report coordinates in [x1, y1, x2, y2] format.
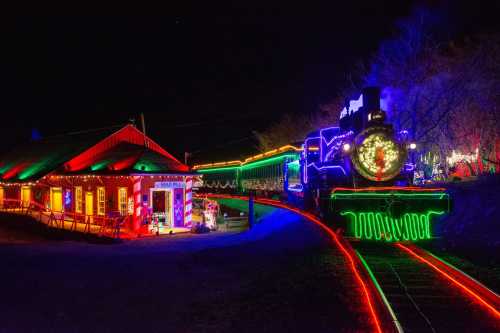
[184, 176, 193, 226]
[133, 176, 142, 230]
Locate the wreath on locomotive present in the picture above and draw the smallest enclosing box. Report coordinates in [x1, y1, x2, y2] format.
[337, 87, 413, 186]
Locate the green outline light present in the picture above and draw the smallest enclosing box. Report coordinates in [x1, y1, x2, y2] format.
[91, 160, 111, 171]
[196, 153, 300, 174]
[356, 251, 403, 332]
[0, 162, 15, 175]
[133, 161, 162, 172]
[240, 154, 298, 170]
[18, 155, 57, 180]
[341, 210, 444, 241]
[197, 166, 240, 173]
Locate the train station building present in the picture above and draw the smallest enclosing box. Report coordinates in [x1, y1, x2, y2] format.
[0, 124, 194, 235]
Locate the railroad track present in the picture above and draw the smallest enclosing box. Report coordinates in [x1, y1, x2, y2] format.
[353, 242, 500, 332]
[199, 194, 499, 332]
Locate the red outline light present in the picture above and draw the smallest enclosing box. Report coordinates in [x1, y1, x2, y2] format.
[198, 194, 384, 333]
[110, 155, 141, 171]
[396, 243, 500, 319]
[64, 125, 188, 172]
[332, 186, 446, 194]
[2, 163, 30, 180]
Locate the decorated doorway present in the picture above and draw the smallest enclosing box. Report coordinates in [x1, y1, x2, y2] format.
[150, 189, 172, 232]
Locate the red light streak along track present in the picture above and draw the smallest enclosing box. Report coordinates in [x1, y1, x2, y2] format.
[200, 194, 384, 333]
[396, 243, 500, 319]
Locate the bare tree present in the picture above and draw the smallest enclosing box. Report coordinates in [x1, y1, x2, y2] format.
[366, 7, 500, 175]
[254, 97, 342, 152]
[256, 7, 500, 178]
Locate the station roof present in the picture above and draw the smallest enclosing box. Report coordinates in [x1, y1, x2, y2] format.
[64, 142, 189, 175]
[0, 124, 189, 183]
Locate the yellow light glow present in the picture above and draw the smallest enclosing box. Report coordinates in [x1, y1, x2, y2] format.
[243, 145, 301, 163]
[356, 134, 399, 176]
[192, 160, 242, 170]
[265, 149, 278, 155]
[353, 133, 405, 181]
[193, 145, 302, 170]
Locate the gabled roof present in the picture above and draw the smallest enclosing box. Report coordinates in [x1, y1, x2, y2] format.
[0, 124, 188, 183]
[61, 142, 189, 175]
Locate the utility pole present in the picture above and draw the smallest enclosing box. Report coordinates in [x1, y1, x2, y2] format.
[248, 190, 255, 228]
[140, 113, 148, 147]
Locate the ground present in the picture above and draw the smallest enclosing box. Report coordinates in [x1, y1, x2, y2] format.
[0, 207, 371, 333]
[424, 175, 500, 293]
[438, 175, 500, 260]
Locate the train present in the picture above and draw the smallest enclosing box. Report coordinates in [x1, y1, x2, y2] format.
[193, 87, 450, 241]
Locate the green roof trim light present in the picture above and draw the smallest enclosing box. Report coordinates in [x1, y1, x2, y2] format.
[197, 166, 240, 173]
[240, 154, 297, 170]
[91, 160, 112, 171]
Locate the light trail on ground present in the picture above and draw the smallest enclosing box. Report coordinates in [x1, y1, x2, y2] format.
[198, 193, 385, 333]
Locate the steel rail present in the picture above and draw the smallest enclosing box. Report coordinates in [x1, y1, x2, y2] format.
[198, 193, 390, 333]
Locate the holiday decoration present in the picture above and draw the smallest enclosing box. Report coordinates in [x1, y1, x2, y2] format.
[341, 210, 444, 241]
[0, 124, 193, 237]
[352, 128, 406, 181]
[195, 147, 301, 192]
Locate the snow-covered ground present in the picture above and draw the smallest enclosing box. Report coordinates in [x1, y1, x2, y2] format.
[0, 206, 370, 332]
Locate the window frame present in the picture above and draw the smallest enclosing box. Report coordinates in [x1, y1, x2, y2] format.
[97, 187, 105, 216]
[75, 186, 83, 213]
[50, 187, 63, 212]
[21, 186, 31, 207]
[118, 187, 128, 216]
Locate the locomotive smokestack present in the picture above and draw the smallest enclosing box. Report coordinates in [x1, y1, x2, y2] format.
[362, 87, 381, 113]
[363, 87, 385, 124]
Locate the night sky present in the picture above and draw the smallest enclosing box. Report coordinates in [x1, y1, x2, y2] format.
[1, 2, 498, 163]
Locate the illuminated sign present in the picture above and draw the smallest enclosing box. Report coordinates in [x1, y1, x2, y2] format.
[154, 181, 185, 189]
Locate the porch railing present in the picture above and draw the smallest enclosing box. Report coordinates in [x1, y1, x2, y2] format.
[0, 198, 129, 239]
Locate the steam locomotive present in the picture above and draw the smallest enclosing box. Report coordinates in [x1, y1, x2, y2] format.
[194, 87, 450, 241]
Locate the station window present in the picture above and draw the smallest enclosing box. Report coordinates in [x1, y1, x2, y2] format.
[50, 187, 63, 212]
[21, 186, 31, 208]
[118, 187, 127, 216]
[97, 187, 105, 216]
[75, 186, 83, 213]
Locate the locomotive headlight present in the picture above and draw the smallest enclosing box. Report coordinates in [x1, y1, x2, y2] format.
[409, 142, 417, 150]
[342, 143, 351, 152]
